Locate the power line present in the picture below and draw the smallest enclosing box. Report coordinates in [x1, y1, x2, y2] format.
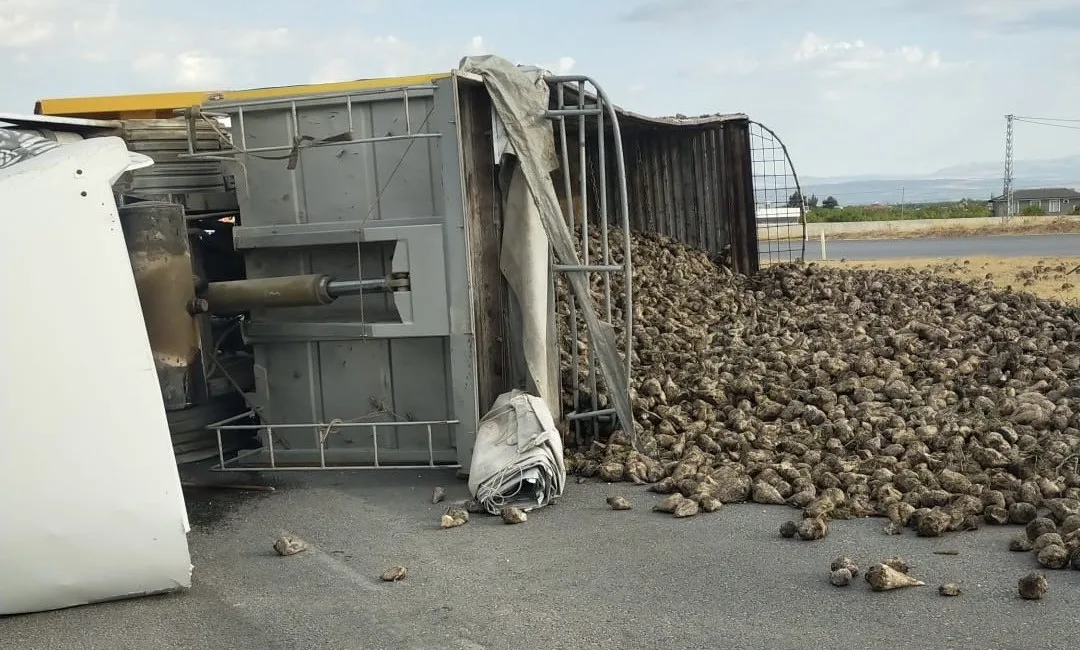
[1014, 117, 1080, 131]
[796, 189, 891, 197]
[1013, 115, 1080, 123]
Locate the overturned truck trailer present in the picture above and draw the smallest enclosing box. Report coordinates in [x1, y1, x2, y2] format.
[31, 57, 759, 472]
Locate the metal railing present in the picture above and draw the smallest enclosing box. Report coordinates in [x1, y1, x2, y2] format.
[545, 75, 634, 443]
[177, 85, 441, 164]
[208, 410, 461, 471]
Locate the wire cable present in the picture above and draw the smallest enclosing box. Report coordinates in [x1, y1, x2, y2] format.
[1013, 115, 1080, 123]
[1014, 118, 1080, 131]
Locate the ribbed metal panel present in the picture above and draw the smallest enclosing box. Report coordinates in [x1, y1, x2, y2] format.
[194, 79, 474, 468]
[558, 112, 759, 274]
[114, 118, 227, 196]
[621, 118, 758, 273]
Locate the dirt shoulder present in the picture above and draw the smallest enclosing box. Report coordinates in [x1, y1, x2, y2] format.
[824, 218, 1080, 241]
[822, 255, 1080, 305]
[761, 217, 1080, 242]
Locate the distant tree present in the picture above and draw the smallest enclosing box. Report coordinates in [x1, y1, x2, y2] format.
[786, 191, 818, 209]
[822, 195, 839, 209]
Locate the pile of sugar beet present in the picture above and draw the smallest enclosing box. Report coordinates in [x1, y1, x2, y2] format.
[555, 229, 1080, 571]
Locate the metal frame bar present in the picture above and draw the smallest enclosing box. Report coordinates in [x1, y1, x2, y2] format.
[205, 84, 436, 112]
[544, 75, 634, 442]
[179, 86, 440, 161]
[208, 410, 462, 471]
[438, 74, 483, 470]
[200, 132, 441, 158]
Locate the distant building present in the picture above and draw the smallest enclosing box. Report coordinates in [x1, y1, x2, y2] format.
[989, 187, 1080, 217]
[756, 205, 802, 226]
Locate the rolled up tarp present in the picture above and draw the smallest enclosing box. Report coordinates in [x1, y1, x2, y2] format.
[467, 389, 567, 515]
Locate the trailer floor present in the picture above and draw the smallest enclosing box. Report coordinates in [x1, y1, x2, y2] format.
[3, 468, 1078, 650]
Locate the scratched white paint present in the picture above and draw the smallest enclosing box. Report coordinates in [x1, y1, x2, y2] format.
[0, 136, 193, 615]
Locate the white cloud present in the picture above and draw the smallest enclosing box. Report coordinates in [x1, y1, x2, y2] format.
[174, 51, 227, 87]
[621, 0, 799, 25]
[130, 50, 227, 87]
[232, 27, 292, 55]
[672, 49, 757, 80]
[309, 58, 355, 85]
[538, 56, 576, 75]
[958, 0, 1072, 22]
[71, 0, 121, 39]
[0, 13, 54, 47]
[884, 0, 1080, 33]
[0, 2, 564, 101]
[130, 52, 164, 73]
[459, 36, 574, 77]
[791, 32, 957, 79]
[305, 32, 431, 82]
[819, 88, 849, 104]
[0, 0, 125, 49]
[464, 35, 487, 56]
[703, 51, 757, 76]
[0, 1, 337, 91]
[0, 0, 99, 48]
[0, 1, 417, 90]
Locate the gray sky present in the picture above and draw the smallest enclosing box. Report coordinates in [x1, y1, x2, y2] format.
[2, 0, 1078, 177]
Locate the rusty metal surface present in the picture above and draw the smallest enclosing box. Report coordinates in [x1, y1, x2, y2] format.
[722, 119, 760, 274]
[615, 109, 750, 129]
[118, 201, 206, 411]
[457, 79, 513, 412]
[202, 274, 333, 312]
[114, 118, 228, 198]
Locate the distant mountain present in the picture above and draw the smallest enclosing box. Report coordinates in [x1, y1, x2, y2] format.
[929, 155, 1080, 181]
[798, 155, 1080, 205]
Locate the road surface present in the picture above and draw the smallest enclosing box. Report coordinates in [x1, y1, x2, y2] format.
[2, 468, 1077, 650]
[760, 233, 1080, 262]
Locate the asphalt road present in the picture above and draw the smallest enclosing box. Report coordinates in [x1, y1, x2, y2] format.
[760, 233, 1080, 262]
[3, 469, 1078, 650]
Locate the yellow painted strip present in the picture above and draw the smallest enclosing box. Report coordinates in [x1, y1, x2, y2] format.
[35, 92, 209, 119]
[35, 73, 451, 119]
[223, 73, 449, 102]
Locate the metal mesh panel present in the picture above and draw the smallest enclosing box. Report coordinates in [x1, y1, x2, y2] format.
[749, 120, 805, 265]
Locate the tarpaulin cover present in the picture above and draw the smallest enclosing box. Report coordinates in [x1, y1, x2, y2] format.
[467, 390, 566, 514]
